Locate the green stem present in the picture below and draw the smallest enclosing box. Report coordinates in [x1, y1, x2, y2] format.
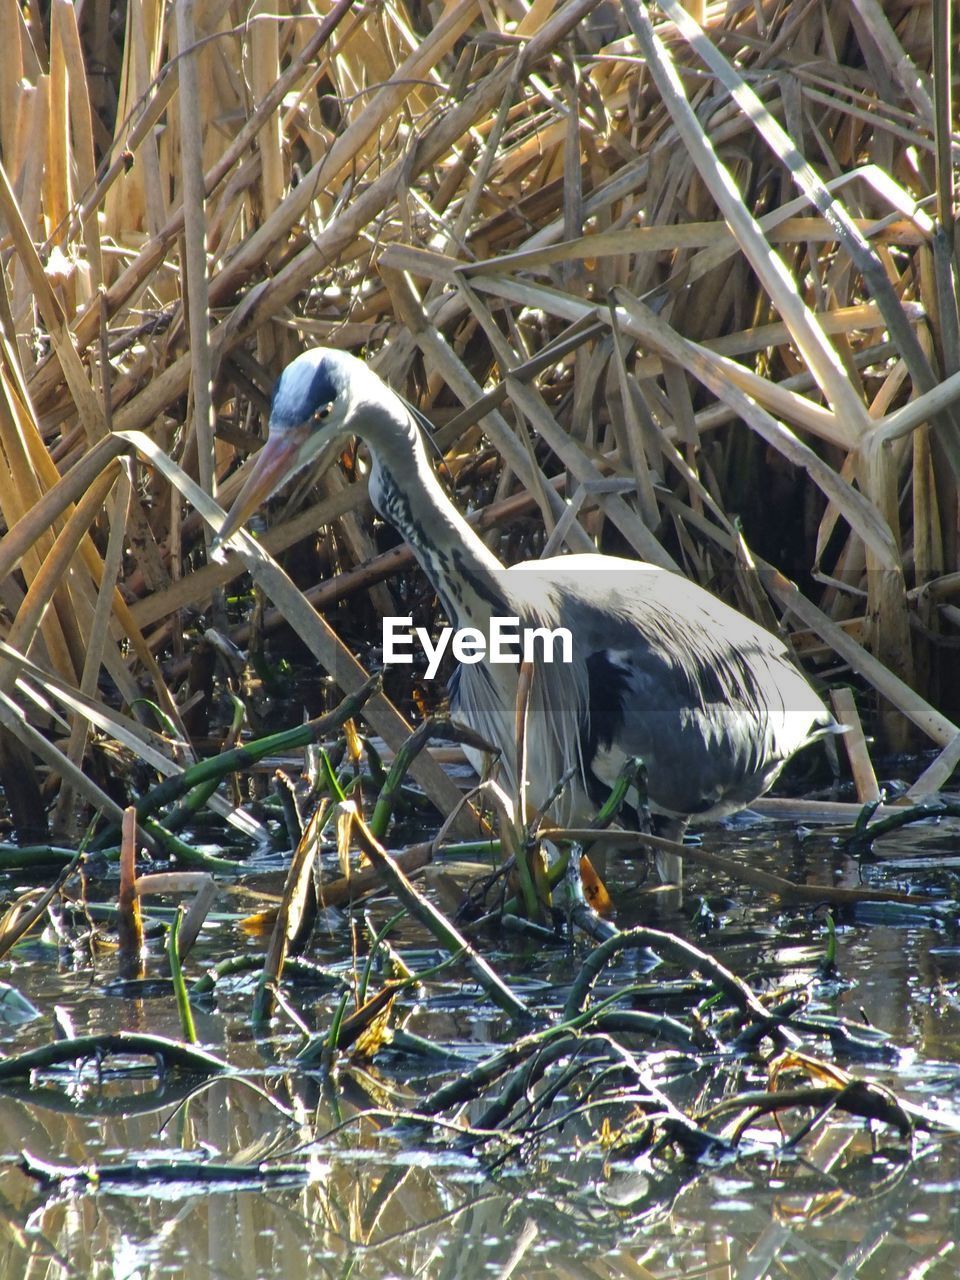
[369, 719, 435, 839]
[0, 1033, 228, 1080]
[846, 800, 960, 852]
[142, 820, 247, 873]
[358, 910, 406, 1005]
[167, 908, 197, 1044]
[95, 675, 380, 846]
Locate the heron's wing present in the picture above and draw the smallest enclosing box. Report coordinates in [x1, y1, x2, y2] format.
[508, 558, 832, 819]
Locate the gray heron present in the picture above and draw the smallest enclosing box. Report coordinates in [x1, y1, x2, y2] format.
[215, 347, 837, 885]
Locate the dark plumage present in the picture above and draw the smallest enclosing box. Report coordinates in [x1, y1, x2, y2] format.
[216, 348, 837, 884]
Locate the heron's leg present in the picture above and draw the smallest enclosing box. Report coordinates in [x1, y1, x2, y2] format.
[653, 817, 687, 888]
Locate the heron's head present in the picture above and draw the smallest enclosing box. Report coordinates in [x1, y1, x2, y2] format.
[214, 348, 363, 548]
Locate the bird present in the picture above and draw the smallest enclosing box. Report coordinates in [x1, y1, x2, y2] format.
[215, 347, 837, 885]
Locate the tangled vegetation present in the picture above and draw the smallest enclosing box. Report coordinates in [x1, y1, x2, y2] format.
[0, 2, 959, 1276]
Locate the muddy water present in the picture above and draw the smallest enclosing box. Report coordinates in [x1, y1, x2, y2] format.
[0, 815, 957, 1280]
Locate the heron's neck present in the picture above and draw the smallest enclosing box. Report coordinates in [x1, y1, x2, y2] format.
[359, 398, 507, 627]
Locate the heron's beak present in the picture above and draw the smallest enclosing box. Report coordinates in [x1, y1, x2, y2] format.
[212, 426, 308, 550]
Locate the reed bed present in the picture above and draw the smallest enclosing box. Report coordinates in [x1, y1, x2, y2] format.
[1, 0, 959, 843]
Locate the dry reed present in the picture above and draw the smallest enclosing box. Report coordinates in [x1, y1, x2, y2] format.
[1, 0, 959, 838]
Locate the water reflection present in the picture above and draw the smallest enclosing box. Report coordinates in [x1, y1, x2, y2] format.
[0, 819, 958, 1278]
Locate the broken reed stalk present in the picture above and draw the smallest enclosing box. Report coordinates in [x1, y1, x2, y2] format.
[348, 808, 530, 1023]
[555, 827, 938, 906]
[0, 3, 958, 838]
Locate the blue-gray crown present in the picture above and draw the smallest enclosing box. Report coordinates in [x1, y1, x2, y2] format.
[269, 349, 346, 429]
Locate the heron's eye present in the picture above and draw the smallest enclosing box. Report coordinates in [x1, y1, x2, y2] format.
[314, 404, 333, 424]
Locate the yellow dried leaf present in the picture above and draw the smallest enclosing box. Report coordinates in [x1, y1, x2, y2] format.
[239, 908, 279, 937]
[580, 854, 612, 915]
[351, 997, 395, 1059]
[769, 1050, 851, 1090]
